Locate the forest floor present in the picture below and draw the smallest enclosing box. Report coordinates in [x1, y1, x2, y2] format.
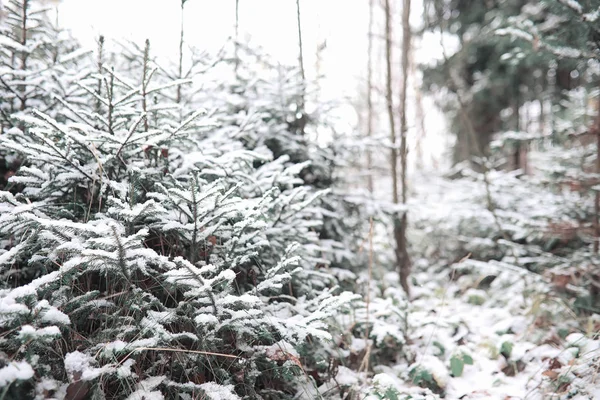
[342, 263, 600, 400]
[325, 173, 600, 400]
[404, 266, 600, 400]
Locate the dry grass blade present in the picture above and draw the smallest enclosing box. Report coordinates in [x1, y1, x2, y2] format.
[130, 347, 238, 359]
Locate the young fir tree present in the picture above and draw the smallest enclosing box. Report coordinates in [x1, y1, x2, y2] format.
[188, 41, 411, 390]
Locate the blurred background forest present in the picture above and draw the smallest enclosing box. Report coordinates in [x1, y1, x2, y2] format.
[0, 0, 600, 399]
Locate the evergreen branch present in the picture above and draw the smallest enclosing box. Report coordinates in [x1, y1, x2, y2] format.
[170, 108, 207, 137]
[77, 82, 109, 107]
[110, 224, 129, 280]
[174, 257, 218, 315]
[190, 174, 199, 264]
[113, 87, 141, 107]
[51, 95, 96, 127]
[101, 65, 135, 91]
[115, 113, 147, 161]
[30, 110, 95, 182]
[146, 78, 192, 96]
[0, 75, 25, 103]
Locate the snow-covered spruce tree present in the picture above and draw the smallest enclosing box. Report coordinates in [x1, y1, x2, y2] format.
[208, 42, 411, 384]
[0, 24, 368, 400]
[0, 0, 88, 190]
[116, 27, 375, 389]
[142, 37, 408, 396]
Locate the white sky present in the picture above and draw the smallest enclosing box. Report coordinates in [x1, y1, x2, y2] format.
[57, 1, 364, 89]
[56, 0, 449, 170]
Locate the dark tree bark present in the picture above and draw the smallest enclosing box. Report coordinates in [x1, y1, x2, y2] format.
[384, 0, 410, 297]
[398, 0, 412, 297]
[593, 100, 600, 254]
[384, 0, 398, 205]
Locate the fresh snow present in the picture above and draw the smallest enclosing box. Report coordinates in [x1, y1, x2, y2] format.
[35, 300, 70, 325]
[559, 0, 583, 13]
[126, 390, 164, 400]
[18, 325, 61, 340]
[64, 351, 95, 378]
[197, 382, 241, 400]
[0, 361, 34, 387]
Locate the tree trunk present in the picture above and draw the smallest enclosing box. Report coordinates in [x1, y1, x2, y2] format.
[411, 39, 426, 171]
[591, 94, 600, 305]
[295, 0, 305, 82]
[235, 0, 239, 74]
[20, 0, 28, 112]
[513, 102, 521, 170]
[594, 99, 600, 254]
[366, 0, 374, 193]
[512, 82, 524, 171]
[384, 0, 410, 297]
[177, 0, 186, 109]
[398, 0, 412, 297]
[384, 0, 398, 205]
[142, 39, 150, 131]
[95, 36, 104, 119]
[295, 0, 306, 135]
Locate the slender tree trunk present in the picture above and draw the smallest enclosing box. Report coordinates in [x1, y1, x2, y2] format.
[384, 0, 410, 297]
[590, 95, 600, 305]
[397, 0, 412, 297]
[296, 0, 305, 82]
[142, 39, 150, 132]
[107, 68, 115, 135]
[95, 36, 104, 119]
[594, 98, 600, 254]
[539, 98, 545, 136]
[399, 0, 410, 204]
[19, 0, 28, 113]
[411, 40, 426, 170]
[513, 81, 522, 170]
[366, 0, 374, 193]
[538, 70, 545, 137]
[513, 103, 521, 170]
[177, 0, 186, 109]
[384, 0, 399, 205]
[295, 0, 306, 135]
[235, 0, 239, 74]
[15, 0, 29, 136]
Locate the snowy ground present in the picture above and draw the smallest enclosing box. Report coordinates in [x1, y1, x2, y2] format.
[318, 266, 600, 399]
[406, 267, 600, 400]
[318, 172, 600, 400]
